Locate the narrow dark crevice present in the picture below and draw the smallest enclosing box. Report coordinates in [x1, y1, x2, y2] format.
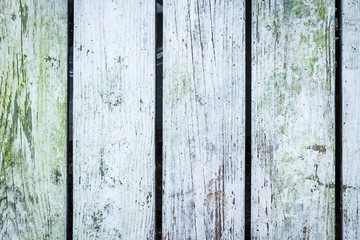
[66, 0, 74, 239]
[155, 1, 163, 240]
[335, 0, 343, 239]
[244, 0, 252, 239]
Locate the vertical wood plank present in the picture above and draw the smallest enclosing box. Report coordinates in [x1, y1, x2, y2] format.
[343, 0, 360, 238]
[73, 1, 155, 239]
[163, 0, 245, 238]
[0, 0, 67, 239]
[251, 1, 335, 239]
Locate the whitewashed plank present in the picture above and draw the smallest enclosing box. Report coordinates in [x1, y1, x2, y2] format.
[251, 1, 335, 239]
[73, 1, 155, 239]
[0, 0, 67, 239]
[163, 0, 245, 239]
[343, 0, 360, 238]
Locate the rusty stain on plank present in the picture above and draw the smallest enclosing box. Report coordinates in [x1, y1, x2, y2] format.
[163, 0, 246, 238]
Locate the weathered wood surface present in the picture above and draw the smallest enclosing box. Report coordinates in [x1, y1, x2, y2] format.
[343, 0, 360, 238]
[0, 0, 67, 239]
[163, 0, 245, 239]
[73, 1, 155, 239]
[251, 1, 335, 239]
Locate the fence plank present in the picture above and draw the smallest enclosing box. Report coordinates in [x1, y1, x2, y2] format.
[73, 1, 155, 239]
[251, 1, 335, 239]
[163, 0, 245, 238]
[0, 0, 67, 239]
[343, 0, 360, 238]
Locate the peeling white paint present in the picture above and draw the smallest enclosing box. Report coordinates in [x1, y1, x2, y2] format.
[343, 0, 360, 239]
[73, 1, 155, 239]
[0, 0, 67, 239]
[251, 1, 335, 239]
[163, 0, 245, 239]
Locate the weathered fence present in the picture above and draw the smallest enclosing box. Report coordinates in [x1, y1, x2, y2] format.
[0, 0, 359, 239]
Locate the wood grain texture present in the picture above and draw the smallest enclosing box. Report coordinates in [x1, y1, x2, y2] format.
[251, 1, 335, 239]
[0, 0, 67, 239]
[73, 1, 155, 239]
[163, 0, 245, 239]
[343, 0, 360, 238]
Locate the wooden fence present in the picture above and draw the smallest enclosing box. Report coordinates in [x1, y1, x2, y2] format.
[0, 0, 359, 239]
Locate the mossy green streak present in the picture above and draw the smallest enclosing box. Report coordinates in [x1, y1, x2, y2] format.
[0, 0, 67, 239]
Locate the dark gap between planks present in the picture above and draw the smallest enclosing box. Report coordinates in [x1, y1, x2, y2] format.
[155, 1, 163, 240]
[335, 0, 343, 239]
[67, 0, 74, 239]
[245, 0, 252, 239]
